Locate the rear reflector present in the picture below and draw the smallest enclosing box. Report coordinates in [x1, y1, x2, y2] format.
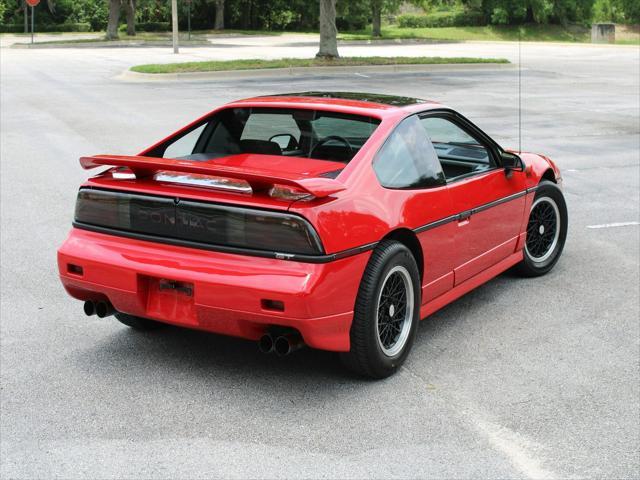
[74, 188, 323, 255]
[67, 264, 83, 275]
[261, 299, 285, 312]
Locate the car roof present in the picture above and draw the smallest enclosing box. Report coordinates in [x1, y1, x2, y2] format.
[229, 92, 443, 117]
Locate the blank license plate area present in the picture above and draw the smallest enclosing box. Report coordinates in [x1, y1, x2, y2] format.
[143, 275, 197, 325]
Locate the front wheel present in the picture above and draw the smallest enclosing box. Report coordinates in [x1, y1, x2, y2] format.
[515, 180, 568, 277]
[341, 240, 421, 379]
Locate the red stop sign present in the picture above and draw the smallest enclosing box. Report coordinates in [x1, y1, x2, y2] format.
[25, 0, 40, 6]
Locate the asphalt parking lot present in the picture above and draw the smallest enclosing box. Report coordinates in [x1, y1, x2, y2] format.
[1, 38, 639, 478]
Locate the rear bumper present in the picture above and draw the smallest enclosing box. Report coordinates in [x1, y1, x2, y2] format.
[58, 228, 369, 352]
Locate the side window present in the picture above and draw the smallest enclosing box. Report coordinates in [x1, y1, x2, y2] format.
[420, 116, 493, 182]
[373, 115, 445, 189]
[163, 124, 206, 159]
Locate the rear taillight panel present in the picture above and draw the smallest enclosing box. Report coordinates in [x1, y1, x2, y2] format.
[74, 188, 323, 256]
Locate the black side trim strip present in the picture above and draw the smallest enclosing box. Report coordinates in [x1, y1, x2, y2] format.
[333, 242, 378, 260]
[471, 190, 528, 215]
[412, 189, 530, 234]
[414, 214, 458, 234]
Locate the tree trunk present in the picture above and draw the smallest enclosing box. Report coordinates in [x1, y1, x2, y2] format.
[23, 2, 28, 34]
[214, 0, 224, 30]
[372, 1, 382, 38]
[106, 0, 121, 40]
[317, 0, 338, 58]
[124, 0, 135, 36]
[239, 0, 249, 29]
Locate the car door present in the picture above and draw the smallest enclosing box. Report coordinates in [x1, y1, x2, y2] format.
[372, 115, 457, 304]
[420, 113, 527, 285]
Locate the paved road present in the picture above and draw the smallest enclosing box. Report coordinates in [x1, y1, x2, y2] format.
[1, 38, 639, 479]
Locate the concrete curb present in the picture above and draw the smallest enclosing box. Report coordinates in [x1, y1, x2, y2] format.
[118, 62, 514, 82]
[11, 40, 211, 49]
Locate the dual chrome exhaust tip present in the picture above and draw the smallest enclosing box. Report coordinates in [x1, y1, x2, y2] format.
[83, 301, 304, 357]
[258, 332, 305, 356]
[83, 300, 115, 318]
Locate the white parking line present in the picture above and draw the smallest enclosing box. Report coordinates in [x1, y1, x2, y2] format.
[402, 367, 558, 479]
[473, 417, 557, 480]
[586, 221, 640, 229]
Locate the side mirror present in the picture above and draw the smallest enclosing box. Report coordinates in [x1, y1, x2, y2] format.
[501, 152, 525, 173]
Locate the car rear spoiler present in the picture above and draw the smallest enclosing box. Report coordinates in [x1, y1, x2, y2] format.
[80, 154, 346, 198]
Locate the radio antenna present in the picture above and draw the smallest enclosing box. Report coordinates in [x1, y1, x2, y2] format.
[518, 27, 522, 154]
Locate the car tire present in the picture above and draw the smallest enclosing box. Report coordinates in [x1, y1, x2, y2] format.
[515, 180, 568, 277]
[341, 240, 421, 379]
[115, 312, 164, 331]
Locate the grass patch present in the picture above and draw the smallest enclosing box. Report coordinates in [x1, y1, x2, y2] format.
[131, 56, 509, 74]
[339, 24, 591, 43]
[615, 38, 640, 45]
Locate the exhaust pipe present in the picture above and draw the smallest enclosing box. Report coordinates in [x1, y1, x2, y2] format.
[258, 333, 275, 354]
[95, 301, 115, 318]
[274, 333, 305, 357]
[83, 301, 96, 316]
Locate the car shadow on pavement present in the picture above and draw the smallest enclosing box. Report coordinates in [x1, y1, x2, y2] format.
[75, 271, 532, 384]
[77, 321, 353, 383]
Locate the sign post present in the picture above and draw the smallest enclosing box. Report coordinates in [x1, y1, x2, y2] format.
[26, 0, 40, 44]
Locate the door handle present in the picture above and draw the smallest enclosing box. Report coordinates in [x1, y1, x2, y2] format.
[458, 210, 472, 222]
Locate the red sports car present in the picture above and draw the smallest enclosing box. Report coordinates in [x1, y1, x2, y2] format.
[58, 92, 567, 378]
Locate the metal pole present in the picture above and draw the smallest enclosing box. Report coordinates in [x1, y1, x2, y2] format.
[171, 0, 179, 54]
[31, 5, 34, 44]
[188, 2, 191, 41]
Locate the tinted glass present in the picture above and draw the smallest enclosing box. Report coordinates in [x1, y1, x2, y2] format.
[312, 115, 378, 139]
[420, 117, 492, 181]
[74, 189, 323, 255]
[373, 115, 445, 189]
[241, 113, 301, 142]
[153, 108, 380, 164]
[163, 124, 206, 159]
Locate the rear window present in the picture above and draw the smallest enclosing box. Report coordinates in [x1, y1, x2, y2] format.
[151, 107, 380, 164]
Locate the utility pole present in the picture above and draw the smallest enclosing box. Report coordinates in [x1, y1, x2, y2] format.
[171, 0, 179, 54]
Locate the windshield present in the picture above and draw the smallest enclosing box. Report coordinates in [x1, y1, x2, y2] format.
[152, 107, 381, 165]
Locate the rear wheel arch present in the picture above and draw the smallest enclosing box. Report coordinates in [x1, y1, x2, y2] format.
[382, 228, 424, 282]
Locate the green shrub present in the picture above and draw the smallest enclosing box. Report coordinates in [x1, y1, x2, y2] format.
[397, 11, 486, 28]
[118, 21, 170, 32]
[0, 22, 91, 33]
[0, 24, 23, 33]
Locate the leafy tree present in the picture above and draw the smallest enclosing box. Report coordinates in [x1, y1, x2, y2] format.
[370, 0, 402, 37]
[463, 0, 596, 25]
[618, 0, 640, 22]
